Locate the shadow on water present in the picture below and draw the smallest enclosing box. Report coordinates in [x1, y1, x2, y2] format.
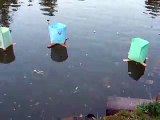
[0, 0, 21, 27]
[0, 45, 15, 64]
[39, 0, 58, 16]
[128, 61, 146, 81]
[145, 0, 160, 18]
[50, 44, 68, 62]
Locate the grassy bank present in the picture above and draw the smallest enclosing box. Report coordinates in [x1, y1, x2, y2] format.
[102, 101, 160, 120]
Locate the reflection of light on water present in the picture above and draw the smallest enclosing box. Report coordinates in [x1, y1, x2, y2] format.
[0, 0, 21, 26]
[145, 0, 160, 18]
[39, 0, 58, 16]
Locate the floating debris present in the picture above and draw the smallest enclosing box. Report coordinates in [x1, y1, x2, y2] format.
[146, 80, 154, 85]
[85, 54, 88, 56]
[107, 85, 111, 88]
[122, 90, 125, 93]
[33, 70, 44, 75]
[103, 79, 111, 88]
[29, 82, 33, 85]
[30, 99, 33, 102]
[75, 86, 78, 90]
[29, 105, 33, 107]
[66, 74, 70, 78]
[24, 76, 27, 79]
[18, 104, 21, 108]
[73, 91, 77, 94]
[79, 114, 83, 117]
[68, 65, 74, 69]
[34, 102, 40, 106]
[27, 115, 31, 118]
[3, 93, 7, 96]
[84, 104, 87, 108]
[128, 72, 131, 75]
[93, 30, 96, 33]
[73, 87, 79, 93]
[0, 101, 3, 104]
[49, 97, 53, 101]
[148, 73, 154, 77]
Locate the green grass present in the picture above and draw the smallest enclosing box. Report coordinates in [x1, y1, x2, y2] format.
[101, 102, 160, 120]
[138, 102, 160, 118]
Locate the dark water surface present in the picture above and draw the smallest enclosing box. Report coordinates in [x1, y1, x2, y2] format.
[0, 0, 160, 119]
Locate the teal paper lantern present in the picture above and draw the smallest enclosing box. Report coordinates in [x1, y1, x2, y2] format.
[0, 27, 12, 49]
[128, 38, 149, 63]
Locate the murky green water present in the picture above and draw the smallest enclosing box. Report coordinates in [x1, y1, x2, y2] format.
[0, 0, 160, 119]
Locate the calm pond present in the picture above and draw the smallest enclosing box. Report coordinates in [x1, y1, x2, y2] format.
[0, 0, 160, 119]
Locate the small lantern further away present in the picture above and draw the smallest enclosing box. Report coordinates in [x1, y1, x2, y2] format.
[48, 23, 67, 44]
[0, 27, 12, 50]
[128, 38, 149, 63]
